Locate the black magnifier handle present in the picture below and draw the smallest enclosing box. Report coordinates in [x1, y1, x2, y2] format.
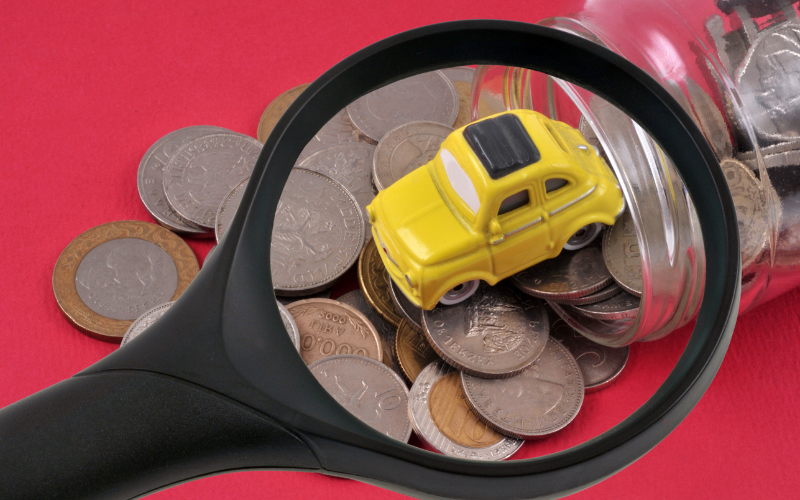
[0, 20, 739, 500]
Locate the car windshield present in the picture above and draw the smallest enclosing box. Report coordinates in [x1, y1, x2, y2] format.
[441, 148, 480, 214]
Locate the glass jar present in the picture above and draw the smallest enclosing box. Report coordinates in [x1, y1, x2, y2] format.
[473, 0, 800, 345]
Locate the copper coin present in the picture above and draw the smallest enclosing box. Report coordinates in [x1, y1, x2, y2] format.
[394, 319, 440, 384]
[53, 221, 199, 343]
[336, 289, 400, 374]
[602, 210, 643, 297]
[286, 299, 382, 365]
[357, 241, 403, 326]
[257, 84, 310, 143]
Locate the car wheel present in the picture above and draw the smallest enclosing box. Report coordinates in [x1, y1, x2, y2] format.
[563, 223, 603, 251]
[439, 280, 480, 305]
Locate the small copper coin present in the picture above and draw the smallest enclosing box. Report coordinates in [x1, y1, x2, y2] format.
[461, 338, 585, 439]
[257, 84, 310, 143]
[53, 221, 199, 343]
[602, 210, 643, 297]
[394, 319, 440, 384]
[572, 291, 640, 320]
[357, 242, 403, 326]
[388, 278, 423, 330]
[548, 312, 629, 392]
[408, 361, 522, 460]
[286, 299, 382, 365]
[336, 289, 400, 374]
[510, 239, 614, 300]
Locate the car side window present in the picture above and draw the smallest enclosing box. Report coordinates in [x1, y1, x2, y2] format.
[545, 177, 569, 195]
[498, 189, 530, 216]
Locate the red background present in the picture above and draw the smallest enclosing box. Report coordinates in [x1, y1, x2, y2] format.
[2, 0, 800, 498]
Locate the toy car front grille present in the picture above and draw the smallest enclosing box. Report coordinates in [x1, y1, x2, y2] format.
[463, 114, 540, 179]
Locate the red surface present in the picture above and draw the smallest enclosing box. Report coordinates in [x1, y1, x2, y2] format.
[2, 1, 800, 498]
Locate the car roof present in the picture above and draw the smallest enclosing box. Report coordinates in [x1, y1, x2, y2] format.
[463, 113, 541, 180]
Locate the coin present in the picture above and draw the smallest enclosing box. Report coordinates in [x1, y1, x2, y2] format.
[422, 283, 549, 378]
[388, 278, 423, 330]
[408, 360, 522, 460]
[336, 289, 400, 374]
[439, 67, 475, 86]
[276, 287, 332, 305]
[439, 67, 475, 130]
[278, 301, 300, 351]
[163, 133, 262, 229]
[347, 71, 458, 143]
[685, 77, 733, 158]
[602, 211, 643, 297]
[296, 108, 362, 163]
[510, 239, 614, 300]
[550, 282, 622, 306]
[720, 158, 769, 268]
[53, 221, 199, 342]
[547, 312, 628, 392]
[571, 291, 640, 320]
[286, 299, 382, 365]
[373, 122, 453, 191]
[257, 83, 310, 143]
[309, 354, 412, 442]
[272, 169, 364, 296]
[137, 126, 227, 236]
[357, 241, 403, 326]
[120, 301, 175, 346]
[297, 143, 376, 242]
[394, 319, 439, 384]
[215, 177, 249, 242]
[461, 338, 584, 439]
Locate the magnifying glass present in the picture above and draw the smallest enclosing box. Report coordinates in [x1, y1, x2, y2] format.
[0, 20, 739, 500]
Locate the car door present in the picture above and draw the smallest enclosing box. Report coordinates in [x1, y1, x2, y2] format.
[540, 174, 582, 242]
[489, 183, 550, 276]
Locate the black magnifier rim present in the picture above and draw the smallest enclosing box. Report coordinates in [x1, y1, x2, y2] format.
[223, 19, 739, 497]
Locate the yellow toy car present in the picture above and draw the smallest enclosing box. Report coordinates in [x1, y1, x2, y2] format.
[366, 109, 625, 310]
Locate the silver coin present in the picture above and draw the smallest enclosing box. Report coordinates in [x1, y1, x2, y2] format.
[373, 121, 453, 191]
[276, 287, 332, 305]
[296, 108, 361, 163]
[550, 282, 622, 306]
[571, 291, 640, 320]
[422, 283, 549, 378]
[439, 67, 475, 85]
[408, 360, 522, 460]
[337, 289, 400, 374]
[272, 169, 364, 296]
[547, 311, 628, 392]
[720, 158, 769, 268]
[602, 211, 643, 297]
[75, 238, 178, 321]
[137, 126, 227, 236]
[510, 239, 614, 300]
[215, 177, 250, 243]
[277, 301, 300, 351]
[347, 71, 458, 143]
[461, 338, 584, 439]
[297, 143, 376, 243]
[309, 354, 412, 442]
[388, 278, 423, 330]
[163, 133, 261, 229]
[120, 301, 175, 346]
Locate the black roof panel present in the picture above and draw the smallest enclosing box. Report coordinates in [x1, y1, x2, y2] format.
[463, 114, 541, 179]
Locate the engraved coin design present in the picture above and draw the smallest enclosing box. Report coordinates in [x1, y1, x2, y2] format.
[277, 287, 333, 306]
[510, 239, 614, 300]
[439, 67, 475, 130]
[53, 221, 199, 342]
[572, 291, 640, 320]
[272, 169, 364, 296]
[257, 83, 310, 143]
[547, 313, 628, 392]
[358, 242, 404, 326]
[389, 278, 423, 331]
[286, 299, 382, 365]
[461, 338, 584, 439]
[347, 71, 458, 143]
[422, 284, 549, 378]
[373, 121, 453, 191]
[550, 282, 622, 306]
[408, 360, 522, 460]
[137, 126, 227, 236]
[163, 133, 262, 229]
[75, 238, 178, 321]
[337, 289, 400, 374]
[215, 177, 249, 243]
[309, 354, 412, 442]
[120, 301, 175, 346]
[602, 211, 643, 297]
[394, 319, 440, 384]
[298, 143, 376, 242]
[278, 301, 300, 351]
[296, 108, 361, 163]
[720, 158, 769, 268]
